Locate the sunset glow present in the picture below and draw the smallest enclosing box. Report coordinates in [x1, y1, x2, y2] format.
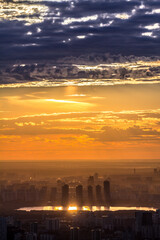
[0, 84, 160, 161]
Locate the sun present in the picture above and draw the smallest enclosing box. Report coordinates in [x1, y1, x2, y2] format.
[68, 206, 78, 211]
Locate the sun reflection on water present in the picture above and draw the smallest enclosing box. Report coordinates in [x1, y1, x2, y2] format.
[19, 205, 157, 212]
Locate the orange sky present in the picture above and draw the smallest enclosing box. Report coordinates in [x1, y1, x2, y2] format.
[0, 85, 160, 161]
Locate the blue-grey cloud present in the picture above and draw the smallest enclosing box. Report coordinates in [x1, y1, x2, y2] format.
[0, 0, 160, 64]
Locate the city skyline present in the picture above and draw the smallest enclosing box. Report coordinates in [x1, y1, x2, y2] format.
[1, 1, 160, 240]
[0, 0, 160, 162]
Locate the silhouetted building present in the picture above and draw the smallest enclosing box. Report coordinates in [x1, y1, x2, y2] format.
[39, 186, 47, 202]
[88, 185, 94, 205]
[88, 176, 94, 185]
[154, 168, 158, 174]
[46, 218, 60, 231]
[96, 185, 102, 205]
[17, 188, 25, 201]
[26, 233, 37, 240]
[0, 217, 7, 240]
[70, 227, 79, 240]
[50, 187, 57, 203]
[61, 184, 69, 207]
[40, 233, 55, 240]
[135, 211, 153, 239]
[135, 211, 153, 230]
[91, 229, 101, 240]
[103, 180, 110, 205]
[76, 185, 83, 206]
[94, 173, 99, 183]
[30, 222, 38, 234]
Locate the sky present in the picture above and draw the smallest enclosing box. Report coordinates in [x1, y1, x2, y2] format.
[0, 0, 160, 62]
[0, 0, 160, 161]
[1, 85, 160, 161]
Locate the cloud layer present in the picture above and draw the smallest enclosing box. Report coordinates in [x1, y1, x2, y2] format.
[1, 56, 160, 86]
[0, 0, 160, 64]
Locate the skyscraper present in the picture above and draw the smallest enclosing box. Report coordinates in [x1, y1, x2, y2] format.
[0, 217, 7, 240]
[91, 229, 101, 240]
[76, 185, 83, 207]
[88, 176, 94, 186]
[135, 211, 153, 232]
[103, 180, 110, 206]
[135, 211, 153, 239]
[88, 185, 94, 205]
[61, 184, 69, 207]
[94, 173, 99, 183]
[46, 218, 60, 231]
[50, 187, 57, 203]
[70, 227, 79, 240]
[30, 222, 38, 234]
[96, 185, 102, 205]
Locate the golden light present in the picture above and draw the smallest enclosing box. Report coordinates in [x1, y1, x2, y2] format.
[82, 206, 90, 211]
[68, 206, 78, 211]
[43, 206, 53, 211]
[92, 206, 99, 211]
[45, 99, 83, 104]
[54, 206, 63, 211]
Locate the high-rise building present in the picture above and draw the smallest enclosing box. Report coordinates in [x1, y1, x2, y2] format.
[17, 188, 25, 201]
[94, 173, 99, 183]
[103, 180, 110, 205]
[76, 185, 83, 207]
[50, 187, 57, 203]
[26, 233, 37, 240]
[135, 211, 153, 239]
[61, 184, 69, 207]
[88, 176, 94, 186]
[46, 218, 60, 231]
[135, 211, 153, 231]
[96, 185, 102, 205]
[0, 217, 7, 240]
[40, 233, 55, 240]
[30, 222, 38, 234]
[70, 227, 79, 240]
[91, 229, 101, 240]
[88, 185, 94, 205]
[39, 186, 47, 202]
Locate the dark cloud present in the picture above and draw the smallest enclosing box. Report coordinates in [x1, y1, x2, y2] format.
[0, 0, 160, 65]
[1, 56, 160, 85]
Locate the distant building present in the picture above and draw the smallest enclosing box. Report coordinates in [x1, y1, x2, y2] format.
[50, 187, 57, 203]
[94, 173, 99, 183]
[30, 222, 38, 234]
[88, 185, 94, 205]
[154, 168, 158, 174]
[61, 184, 69, 207]
[76, 185, 83, 207]
[0, 217, 7, 240]
[96, 185, 102, 205]
[39, 186, 47, 202]
[70, 227, 79, 240]
[91, 229, 101, 240]
[88, 176, 94, 186]
[135, 211, 153, 230]
[103, 180, 110, 205]
[40, 233, 55, 240]
[46, 218, 60, 232]
[17, 188, 25, 201]
[26, 233, 37, 240]
[135, 211, 153, 239]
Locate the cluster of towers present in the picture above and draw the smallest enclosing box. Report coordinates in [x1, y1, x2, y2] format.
[61, 180, 110, 207]
[70, 227, 101, 240]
